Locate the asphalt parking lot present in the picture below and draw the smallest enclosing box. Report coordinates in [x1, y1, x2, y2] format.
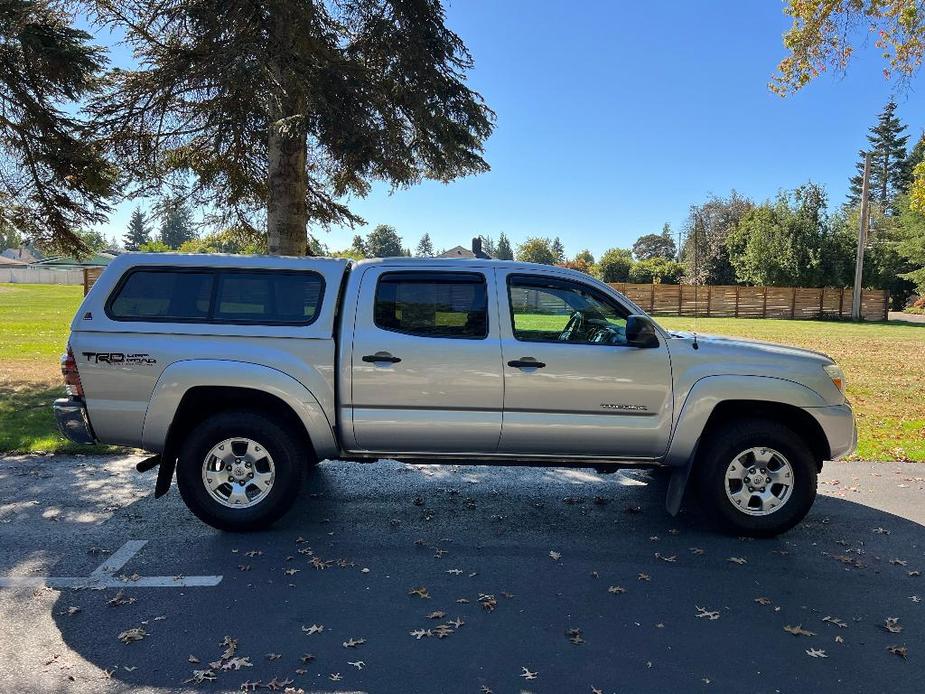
[0, 455, 922, 693]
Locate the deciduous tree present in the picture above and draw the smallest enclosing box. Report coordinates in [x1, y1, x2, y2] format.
[87, 0, 494, 256]
[515, 237, 557, 265]
[365, 224, 404, 258]
[632, 223, 677, 260]
[597, 248, 634, 283]
[681, 192, 753, 285]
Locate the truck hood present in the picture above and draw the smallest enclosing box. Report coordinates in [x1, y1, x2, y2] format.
[670, 331, 834, 364]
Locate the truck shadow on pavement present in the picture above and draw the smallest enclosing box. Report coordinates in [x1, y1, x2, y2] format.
[27, 459, 925, 692]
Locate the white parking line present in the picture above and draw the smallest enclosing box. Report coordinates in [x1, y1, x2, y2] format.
[0, 540, 222, 589]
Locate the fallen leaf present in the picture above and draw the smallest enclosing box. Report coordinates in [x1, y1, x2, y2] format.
[689, 547, 705, 555]
[183, 669, 215, 684]
[448, 617, 464, 628]
[549, 551, 561, 561]
[302, 624, 324, 635]
[117, 627, 147, 644]
[343, 637, 366, 648]
[107, 590, 135, 607]
[266, 653, 281, 661]
[284, 568, 300, 576]
[478, 594, 497, 612]
[727, 557, 747, 565]
[655, 553, 677, 563]
[883, 617, 903, 634]
[408, 586, 430, 599]
[348, 660, 365, 670]
[638, 573, 651, 581]
[608, 585, 626, 594]
[822, 615, 847, 628]
[187, 655, 200, 664]
[520, 667, 538, 680]
[410, 628, 431, 639]
[754, 597, 772, 606]
[806, 648, 827, 658]
[426, 611, 446, 619]
[695, 606, 720, 621]
[784, 625, 816, 637]
[887, 645, 908, 659]
[329, 673, 342, 681]
[221, 656, 252, 671]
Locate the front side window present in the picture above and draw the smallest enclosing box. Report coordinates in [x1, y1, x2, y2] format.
[508, 275, 629, 345]
[374, 271, 488, 339]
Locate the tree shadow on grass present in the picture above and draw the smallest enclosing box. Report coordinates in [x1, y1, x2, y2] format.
[25, 460, 924, 693]
[0, 380, 120, 454]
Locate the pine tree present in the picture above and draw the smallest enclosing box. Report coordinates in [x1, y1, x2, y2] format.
[495, 232, 514, 260]
[848, 100, 910, 212]
[158, 198, 195, 249]
[415, 233, 434, 257]
[89, 1, 494, 256]
[551, 236, 565, 263]
[124, 207, 150, 251]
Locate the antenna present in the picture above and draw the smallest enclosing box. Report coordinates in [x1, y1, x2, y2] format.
[692, 213, 700, 349]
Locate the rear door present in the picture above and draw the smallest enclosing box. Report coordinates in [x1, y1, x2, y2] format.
[348, 266, 503, 453]
[497, 270, 673, 459]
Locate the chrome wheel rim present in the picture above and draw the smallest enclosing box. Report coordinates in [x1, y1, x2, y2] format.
[201, 437, 275, 509]
[724, 447, 794, 517]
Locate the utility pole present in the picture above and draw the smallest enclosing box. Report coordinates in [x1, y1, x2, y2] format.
[851, 152, 872, 321]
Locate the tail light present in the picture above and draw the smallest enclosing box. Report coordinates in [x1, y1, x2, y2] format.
[61, 344, 84, 398]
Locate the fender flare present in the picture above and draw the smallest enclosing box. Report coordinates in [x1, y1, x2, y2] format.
[143, 360, 338, 496]
[663, 375, 827, 515]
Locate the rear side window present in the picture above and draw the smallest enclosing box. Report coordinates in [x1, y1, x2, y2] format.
[214, 272, 323, 324]
[108, 270, 213, 321]
[107, 268, 324, 325]
[374, 271, 488, 339]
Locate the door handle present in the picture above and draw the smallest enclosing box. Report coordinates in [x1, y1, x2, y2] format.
[508, 358, 546, 369]
[362, 353, 402, 364]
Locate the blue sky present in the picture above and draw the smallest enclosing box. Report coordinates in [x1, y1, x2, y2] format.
[95, 1, 925, 259]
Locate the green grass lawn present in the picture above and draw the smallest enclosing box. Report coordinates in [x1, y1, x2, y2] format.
[2, 283, 924, 460]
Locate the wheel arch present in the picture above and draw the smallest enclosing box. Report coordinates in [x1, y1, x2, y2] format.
[144, 360, 338, 496]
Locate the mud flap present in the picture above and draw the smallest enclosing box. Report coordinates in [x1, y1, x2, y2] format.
[665, 443, 699, 516]
[154, 455, 177, 498]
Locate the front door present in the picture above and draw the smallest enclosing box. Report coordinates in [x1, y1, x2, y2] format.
[349, 267, 504, 454]
[498, 271, 673, 459]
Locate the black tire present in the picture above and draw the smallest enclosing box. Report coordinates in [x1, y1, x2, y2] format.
[176, 410, 306, 531]
[694, 418, 817, 538]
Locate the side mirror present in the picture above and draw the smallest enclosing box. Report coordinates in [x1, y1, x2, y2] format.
[625, 314, 660, 348]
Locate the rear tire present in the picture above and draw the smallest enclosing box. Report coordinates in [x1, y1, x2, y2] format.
[176, 410, 306, 531]
[694, 418, 817, 538]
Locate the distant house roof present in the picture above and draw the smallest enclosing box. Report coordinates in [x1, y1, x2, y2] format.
[0, 254, 27, 267]
[437, 245, 476, 258]
[34, 252, 116, 268]
[2, 246, 43, 264]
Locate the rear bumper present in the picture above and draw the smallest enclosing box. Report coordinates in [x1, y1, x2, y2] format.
[53, 397, 96, 445]
[806, 403, 857, 460]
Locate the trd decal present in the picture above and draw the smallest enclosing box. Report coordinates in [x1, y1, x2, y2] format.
[83, 352, 157, 365]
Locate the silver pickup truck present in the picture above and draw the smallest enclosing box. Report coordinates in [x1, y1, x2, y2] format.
[54, 253, 856, 536]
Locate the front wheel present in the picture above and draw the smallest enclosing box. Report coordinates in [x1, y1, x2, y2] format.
[694, 418, 818, 537]
[176, 410, 306, 531]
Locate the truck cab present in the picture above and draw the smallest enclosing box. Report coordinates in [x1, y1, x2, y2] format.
[55, 253, 856, 537]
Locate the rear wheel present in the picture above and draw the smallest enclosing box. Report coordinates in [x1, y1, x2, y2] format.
[176, 410, 306, 531]
[694, 418, 817, 537]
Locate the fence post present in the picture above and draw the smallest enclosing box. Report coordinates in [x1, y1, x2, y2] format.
[705, 285, 712, 317]
[790, 286, 796, 319]
[838, 288, 845, 318]
[734, 285, 740, 318]
[818, 288, 825, 317]
[677, 284, 683, 316]
[883, 291, 890, 320]
[762, 286, 768, 318]
[650, 282, 656, 312]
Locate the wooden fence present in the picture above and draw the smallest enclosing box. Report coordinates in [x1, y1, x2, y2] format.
[83, 267, 104, 295]
[607, 283, 889, 322]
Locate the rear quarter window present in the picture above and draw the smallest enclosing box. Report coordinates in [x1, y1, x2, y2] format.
[107, 270, 213, 321]
[106, 268, 324, 325]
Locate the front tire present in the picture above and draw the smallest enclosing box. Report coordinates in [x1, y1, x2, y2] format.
[694, 418, 817, 537]
[176, 410, 306, 531]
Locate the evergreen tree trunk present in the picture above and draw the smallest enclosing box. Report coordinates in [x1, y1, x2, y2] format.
[266, 4, 308, 256]
[267, 119, 308, 255]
